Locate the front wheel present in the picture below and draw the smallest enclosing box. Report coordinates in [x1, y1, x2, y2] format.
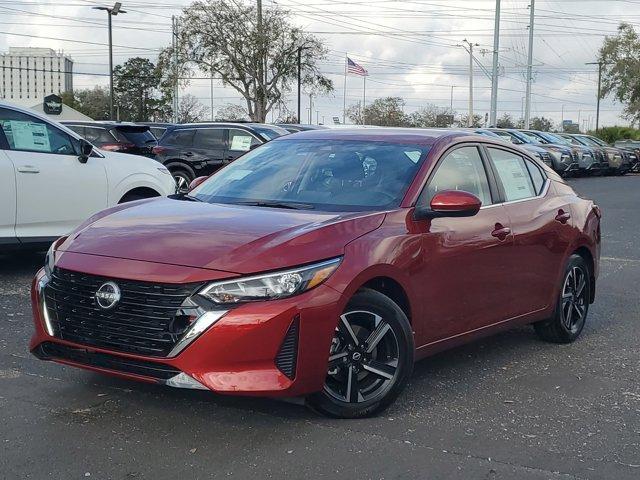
[306, 289, 414, 418]
[534, 254, 590, 343]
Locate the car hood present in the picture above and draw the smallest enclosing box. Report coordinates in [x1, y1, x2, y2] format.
[60, 198, 386, 274]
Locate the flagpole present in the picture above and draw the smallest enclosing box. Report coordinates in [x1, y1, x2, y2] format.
[362, 75, 366, 126]
[343, 54, 348, 125]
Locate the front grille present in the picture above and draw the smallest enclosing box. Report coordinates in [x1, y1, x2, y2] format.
[34, 342, 181, 380]
[275, 317, 299, 380]
[44, 268, 205, 357]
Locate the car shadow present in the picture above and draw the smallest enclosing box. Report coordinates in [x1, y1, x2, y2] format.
[76, 324, 556, 423]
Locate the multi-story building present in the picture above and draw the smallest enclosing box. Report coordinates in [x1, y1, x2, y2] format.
[0, 47, 73, 101]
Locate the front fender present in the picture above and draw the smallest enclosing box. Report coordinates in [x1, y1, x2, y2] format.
[110, 172, 175, 204]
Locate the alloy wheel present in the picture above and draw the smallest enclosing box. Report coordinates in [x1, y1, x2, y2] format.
[174, 174, 190, 194]
[324, 310, 400, 404]
[561, 266, 588, 333]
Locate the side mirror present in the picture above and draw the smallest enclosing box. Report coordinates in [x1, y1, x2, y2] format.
[188, 176, 208, 191]
[78, 139, 93, 164]
[414, 190, 482, 220]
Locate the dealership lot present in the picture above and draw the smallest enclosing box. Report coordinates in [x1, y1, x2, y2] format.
[1, 175, 639, 480]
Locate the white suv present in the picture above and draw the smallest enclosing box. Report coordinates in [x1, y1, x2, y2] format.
[0, 103, 176, 249]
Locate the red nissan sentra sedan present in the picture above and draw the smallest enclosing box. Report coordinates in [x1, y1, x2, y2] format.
[30, 129, 601, 418]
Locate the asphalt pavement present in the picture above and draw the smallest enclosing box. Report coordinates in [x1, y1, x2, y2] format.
[1, 175, 639, 480]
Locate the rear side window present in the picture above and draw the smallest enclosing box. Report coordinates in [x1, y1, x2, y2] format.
[163, 129, 195, 147]
[0, 107, 77, 155]
[84, 127, 116, 145]
[194, 128, 225, 149]
[422, 146, 492, 207]
[112, 127, 155, 146]
[487, 148, 536, 201]
[525, 159, 546, 194]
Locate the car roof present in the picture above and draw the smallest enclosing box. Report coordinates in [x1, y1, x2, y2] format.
[271, 128, 476, 146]
[61, 120, 149, 129]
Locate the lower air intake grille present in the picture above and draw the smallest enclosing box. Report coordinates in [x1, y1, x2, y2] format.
[275, 317, 299, 380]
[34, 342, 181, 381]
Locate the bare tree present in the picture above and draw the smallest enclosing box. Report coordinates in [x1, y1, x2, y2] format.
[177, 94, 209, 123]
[215, 103, 250, 121]
[159, 0, 333, 122]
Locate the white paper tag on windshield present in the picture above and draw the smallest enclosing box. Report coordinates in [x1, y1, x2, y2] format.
[230, 135, 252, 151]
[10, 121, 51, 152]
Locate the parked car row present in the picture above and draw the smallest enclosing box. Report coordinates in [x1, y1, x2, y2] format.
[480, 128, 637, 177]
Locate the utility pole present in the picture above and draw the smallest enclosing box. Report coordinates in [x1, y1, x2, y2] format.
[297, 46, 302, 122]
[308, 93, 313, 124]
[211, 70, 215, 122]
[489, 0, 501, 127]
[462, 39, 479, 127]
[257, 0, 264, 122]
[524, 0, 535, 129]
[450, 85, 454, 111]
[93, 2, 125, 120]
[586, 61, 604, 131]
[172, 15, 178, 123]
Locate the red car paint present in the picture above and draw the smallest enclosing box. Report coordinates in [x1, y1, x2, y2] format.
[30, 129, 600, 397]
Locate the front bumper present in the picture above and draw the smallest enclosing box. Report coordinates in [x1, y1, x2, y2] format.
[30, 268, 345, 397]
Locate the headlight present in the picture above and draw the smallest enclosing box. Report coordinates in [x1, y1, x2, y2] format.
[44, 242, 56, 278]
[198, 257, 341, 305]
[44, 237, 67, 278]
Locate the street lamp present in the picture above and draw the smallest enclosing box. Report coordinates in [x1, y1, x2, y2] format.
[93, 2, 126, 120]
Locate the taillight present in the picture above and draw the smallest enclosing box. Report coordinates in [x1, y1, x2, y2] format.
[101, 143, 134, 152]
[152, 146, 167, 155]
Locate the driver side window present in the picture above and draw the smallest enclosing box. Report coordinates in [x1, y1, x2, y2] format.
[421, 146, 492, 207]
[0, 107, 77, 155]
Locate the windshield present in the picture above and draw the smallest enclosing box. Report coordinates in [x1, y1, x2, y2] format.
[582, 136, 607, 147]
[492, 130, 522, 144]
[113, 127, 156, 146]
[253, 125, 290, 140]
[537, 131, 570, 146]
[191, 139, 429, 211]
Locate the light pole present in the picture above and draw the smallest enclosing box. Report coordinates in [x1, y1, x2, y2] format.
[93, 2, 126, 120]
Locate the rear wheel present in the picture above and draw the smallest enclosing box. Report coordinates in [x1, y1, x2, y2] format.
[534, 254, 590, 343]
[306, 289, 414, 418]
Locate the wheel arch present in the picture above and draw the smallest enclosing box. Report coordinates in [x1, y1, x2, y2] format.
[118, 186, 161, 204]
[573, 245, 596, 304]
[360, 276, 412, 324]
[164, 161, 196, 177]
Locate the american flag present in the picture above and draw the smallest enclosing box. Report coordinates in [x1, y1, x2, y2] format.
[347, 57, 368, 76]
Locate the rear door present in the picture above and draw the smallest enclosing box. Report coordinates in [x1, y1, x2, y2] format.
[191, 128, 226, 174]
[485, 146, 573, 316]
[416, 144, 516, 341]
[0, 107, 108, 240]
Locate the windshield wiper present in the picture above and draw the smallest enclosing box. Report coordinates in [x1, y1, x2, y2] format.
[169, 193, 203, 202]
[233, 200, 315, 210]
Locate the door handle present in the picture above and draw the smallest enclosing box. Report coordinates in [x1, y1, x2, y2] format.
[555, 210, 571, 224]
[184, 151, 194, 157]
[491, 223, 511, 240]
[17, 165, 40, 174]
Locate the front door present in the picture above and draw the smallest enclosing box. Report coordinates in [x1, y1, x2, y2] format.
[226, 128, 262, 163]
[416, 145, 516, 343]
[0, 107, 108, 240]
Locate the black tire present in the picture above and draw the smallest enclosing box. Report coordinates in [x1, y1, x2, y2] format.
[534, 254, 590, 344]
[171, 168, 194, 193]
[306, 288, 414, 418]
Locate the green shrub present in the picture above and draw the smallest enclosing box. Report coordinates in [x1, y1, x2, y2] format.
[589, 126, 640, 144]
